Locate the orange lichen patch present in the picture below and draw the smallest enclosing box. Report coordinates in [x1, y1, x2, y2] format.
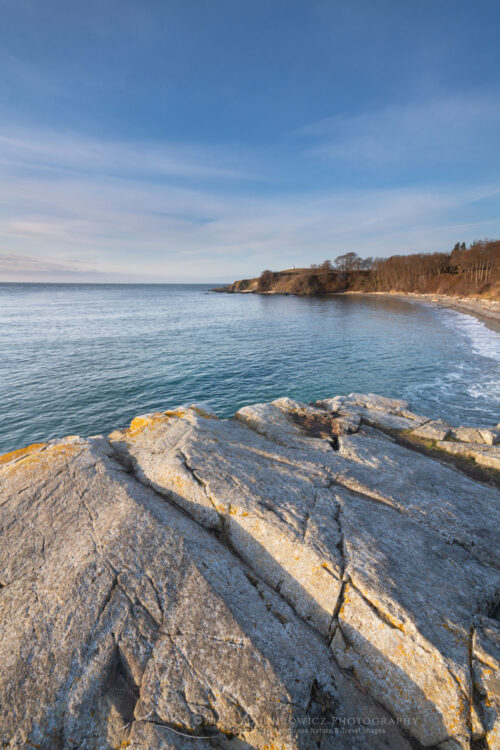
[0, 442, 46, 467]
[127, 407, 197, 435]
[129, 412, 165, 434]
[167, 473, 191, 493]
[1, 441, 81, 473]
[380, 609, 405, 633]
[162, 408, 189, 419]
[338, 585, 352, 617]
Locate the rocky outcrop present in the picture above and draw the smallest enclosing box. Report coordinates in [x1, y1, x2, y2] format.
[212, 278, 259, 293]
[0, 394, 499, 749]
[452, 427, 500, 446]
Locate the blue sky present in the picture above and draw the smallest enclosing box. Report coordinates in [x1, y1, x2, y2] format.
[1, 0, 500, 282]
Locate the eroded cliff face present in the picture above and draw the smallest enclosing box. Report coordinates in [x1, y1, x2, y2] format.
[0, 394, 499, 750]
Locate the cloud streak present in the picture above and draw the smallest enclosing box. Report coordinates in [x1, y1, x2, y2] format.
[1, 117, 500, 282]
[0, 129, 257, 183]
[2, 171, 499, 281]
[0, 252, 86, 272]
[300, 93, 500, 176]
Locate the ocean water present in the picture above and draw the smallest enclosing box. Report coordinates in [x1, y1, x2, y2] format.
[1, 283, 499, 454]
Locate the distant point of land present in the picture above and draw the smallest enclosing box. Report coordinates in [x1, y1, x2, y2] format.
[214, 240, 500, 301]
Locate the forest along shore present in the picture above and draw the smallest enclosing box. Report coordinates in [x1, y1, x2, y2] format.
[213, 238, 500, 301]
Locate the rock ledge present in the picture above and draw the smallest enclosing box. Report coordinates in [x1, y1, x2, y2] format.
[0, 394, 499, 750]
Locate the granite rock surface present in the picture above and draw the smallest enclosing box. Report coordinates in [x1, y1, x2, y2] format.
[1, 393, 499, 750]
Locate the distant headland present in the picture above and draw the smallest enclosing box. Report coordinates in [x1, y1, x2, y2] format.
[213, 239, 500, 300]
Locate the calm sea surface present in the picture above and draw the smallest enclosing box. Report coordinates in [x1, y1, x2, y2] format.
[1, 283, 499, 454]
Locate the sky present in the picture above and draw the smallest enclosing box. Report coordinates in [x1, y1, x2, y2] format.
[1, 0, 500, 282]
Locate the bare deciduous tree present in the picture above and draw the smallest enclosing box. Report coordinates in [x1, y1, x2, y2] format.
[334, 252, 361, 283]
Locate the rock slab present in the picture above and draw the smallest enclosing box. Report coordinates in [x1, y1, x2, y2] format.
[1, 393, 499, 750]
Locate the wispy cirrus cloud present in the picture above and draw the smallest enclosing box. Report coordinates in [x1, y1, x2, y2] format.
[0, 252, 85, 272]
[2, 160, 499, 282]
[1, 118, 500, 282]
[299, 93, 500, 177]
[0, 129, 257, 183]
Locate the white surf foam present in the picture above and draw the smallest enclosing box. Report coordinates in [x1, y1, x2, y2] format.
[440, 308, 500, 363]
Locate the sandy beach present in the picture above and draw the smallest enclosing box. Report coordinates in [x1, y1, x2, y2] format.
[346, 291, 500, 332]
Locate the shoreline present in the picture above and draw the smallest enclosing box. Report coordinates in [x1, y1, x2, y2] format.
[344, 291, 500, 333]
[218, 286, 500, 332]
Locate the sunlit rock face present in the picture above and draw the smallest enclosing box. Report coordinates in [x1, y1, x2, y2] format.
[1, 393, 499, 750]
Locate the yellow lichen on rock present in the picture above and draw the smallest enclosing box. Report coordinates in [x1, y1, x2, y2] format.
[128, 412, 166, 434]
[127, 406, 213, 436]
[334, 583, 469, 747]
[0, 439, 83, 473]
[0, 442, 46, 467]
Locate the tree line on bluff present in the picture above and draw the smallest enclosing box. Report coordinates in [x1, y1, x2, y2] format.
[254, 239, 500, 298]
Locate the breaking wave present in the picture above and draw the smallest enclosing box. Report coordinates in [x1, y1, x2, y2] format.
[440, 308, 500, 363]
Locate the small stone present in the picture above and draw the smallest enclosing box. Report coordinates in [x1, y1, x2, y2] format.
[453, 427, 500, 445]
[411, 420, 451, 441]
[436, 440, 500, 471]
[333, 414, 361, 434]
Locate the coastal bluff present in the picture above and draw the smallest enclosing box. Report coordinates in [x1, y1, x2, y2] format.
[1, 394, 499, 750]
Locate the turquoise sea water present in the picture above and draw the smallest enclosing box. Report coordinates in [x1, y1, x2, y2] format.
[1, 283, 499, 454]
